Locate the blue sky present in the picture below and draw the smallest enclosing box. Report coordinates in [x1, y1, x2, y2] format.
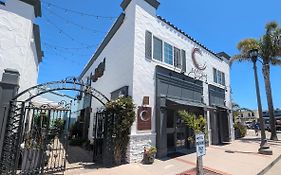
[37, 0, 281, 110]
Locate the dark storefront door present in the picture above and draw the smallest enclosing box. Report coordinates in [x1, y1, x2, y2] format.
[166, 109, 187, 153]
[210, 109, 230, 145]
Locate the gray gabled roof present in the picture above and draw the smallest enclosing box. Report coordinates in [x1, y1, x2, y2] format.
[33, 24, 44, 63]
[19, 0, 41, 17]
[121, 0, 160, 11]
[157, 16, 227, 61]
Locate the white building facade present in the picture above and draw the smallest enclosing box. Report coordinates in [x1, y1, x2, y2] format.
[0, 0, 43, 93]
[0, 0, 43, 158]
[79, 0, 234, 162]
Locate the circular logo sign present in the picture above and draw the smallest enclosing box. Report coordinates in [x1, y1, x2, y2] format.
[140, 110, 150, 122]
[192, 48, 207, 71]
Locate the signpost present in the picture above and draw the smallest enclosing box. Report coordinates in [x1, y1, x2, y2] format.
[196, 133, 205, 175]
[196, 133, 206, 157]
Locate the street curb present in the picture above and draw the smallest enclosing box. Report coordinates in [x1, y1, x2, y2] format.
[257, 154, 281, 175]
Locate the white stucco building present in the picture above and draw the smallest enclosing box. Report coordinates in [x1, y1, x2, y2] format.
[0, 0, 43, 157]
[79, 0, 234, 162]
[0, 0, 43, 93]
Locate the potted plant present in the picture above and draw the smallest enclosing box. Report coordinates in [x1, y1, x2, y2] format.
[143, 146, 157, 164]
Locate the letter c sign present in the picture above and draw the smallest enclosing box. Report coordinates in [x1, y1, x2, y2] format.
[192, 48, 207, 71]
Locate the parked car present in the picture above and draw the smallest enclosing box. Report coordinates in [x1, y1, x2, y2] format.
[245, 121, 253, 129]
[264, 118, 270, 131]
[264, 118, 281, 131]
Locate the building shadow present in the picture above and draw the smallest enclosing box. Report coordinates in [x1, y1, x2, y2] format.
[66, 145, 94, 164]
[159, 148, 196, 161]
[212, 142, 231, 147]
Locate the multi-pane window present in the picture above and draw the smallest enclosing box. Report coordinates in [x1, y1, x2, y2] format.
[213, 68, 225, 86]
[164, 42, 173, 65]
[145, 30, 186, 72]
[153, 37, 163, 61]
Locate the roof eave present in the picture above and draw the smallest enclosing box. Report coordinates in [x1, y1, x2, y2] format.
[19, 0, 42, 17]
[157, 16, 225, 61]
[79, 13, 126, 80]
[121, 0, 160, 11]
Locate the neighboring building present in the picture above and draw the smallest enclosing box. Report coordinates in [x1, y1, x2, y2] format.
[262, 109, 281, 130]
[0, 0, 43, 157]
[0, 0, 43, 94]
[237, 110, 259, 123]
[79, 0, 233, 162]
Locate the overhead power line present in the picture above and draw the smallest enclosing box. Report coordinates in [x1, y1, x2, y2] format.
[43, 42, 98, 50]
[43, 16, 96, 47]
[45, 49, 86, 65]
[43, 7, 107, 34]
[44, 44, 92, 57]
[42, 1, 117, 20]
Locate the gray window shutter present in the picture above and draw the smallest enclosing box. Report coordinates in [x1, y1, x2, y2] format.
[145, 31, 152, 59]
[174, 47, 181, 68]
[222, 72, 225, 85]
[181, 50, 186, 72]
[213, 68, 217, 83]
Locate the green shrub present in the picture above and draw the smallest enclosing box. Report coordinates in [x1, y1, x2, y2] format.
[178, 110, 207, 143]
[234, 123, 247, 138]
[105, 97, 136, 165]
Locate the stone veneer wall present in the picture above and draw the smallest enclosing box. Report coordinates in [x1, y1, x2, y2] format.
[127, 133, 156, 163]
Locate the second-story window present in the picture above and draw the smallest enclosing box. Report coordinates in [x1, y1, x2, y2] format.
[146, 30, 186, 72]
[213, 68, 225, 86]
[153, 36, 163, 61]
[164, 42, 173, 65]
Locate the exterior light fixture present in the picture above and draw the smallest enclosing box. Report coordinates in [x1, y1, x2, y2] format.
[249, 49, 258, 62]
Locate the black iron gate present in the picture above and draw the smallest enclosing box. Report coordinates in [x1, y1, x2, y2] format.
[92, 110, 105, 162]
[0, 101, 71, 174]
[0, 78, 110, 174]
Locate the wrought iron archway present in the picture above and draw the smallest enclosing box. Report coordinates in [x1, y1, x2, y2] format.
[0, 77, 110, 174]
[12, 77, 109, 105]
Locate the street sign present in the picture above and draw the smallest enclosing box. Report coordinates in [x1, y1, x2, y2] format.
[196, 133, 206, 157]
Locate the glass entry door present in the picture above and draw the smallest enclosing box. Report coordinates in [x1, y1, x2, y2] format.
[166, 109, 187, 152]
[175, 114, 186, 150]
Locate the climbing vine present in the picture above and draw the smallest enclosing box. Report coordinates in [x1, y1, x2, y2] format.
[105, 97, 136, 165]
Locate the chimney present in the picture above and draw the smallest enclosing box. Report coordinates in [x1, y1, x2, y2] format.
[121, 0, 160, 12]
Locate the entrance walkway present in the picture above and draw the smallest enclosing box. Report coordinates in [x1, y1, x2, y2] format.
[66, 130, 281, 175]
[65, 146, 97, 175]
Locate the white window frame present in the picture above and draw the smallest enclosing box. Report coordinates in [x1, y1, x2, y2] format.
[213, 68, 225, 86]
[164, 42, 174, 66]
[150, 34, 179, 68]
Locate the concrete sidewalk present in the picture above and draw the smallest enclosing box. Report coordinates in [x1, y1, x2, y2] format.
[263, 155, 281, 175]
[66, 130, 281, 175]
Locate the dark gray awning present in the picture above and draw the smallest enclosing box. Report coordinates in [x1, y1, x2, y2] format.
[215, 105, 230, 111]
[166, 98, 207, 108]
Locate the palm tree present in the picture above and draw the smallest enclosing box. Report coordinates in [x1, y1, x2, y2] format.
[231, 22, 281, 141]
[259, 22, 281, 141]
[230, 39, 272, 154]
